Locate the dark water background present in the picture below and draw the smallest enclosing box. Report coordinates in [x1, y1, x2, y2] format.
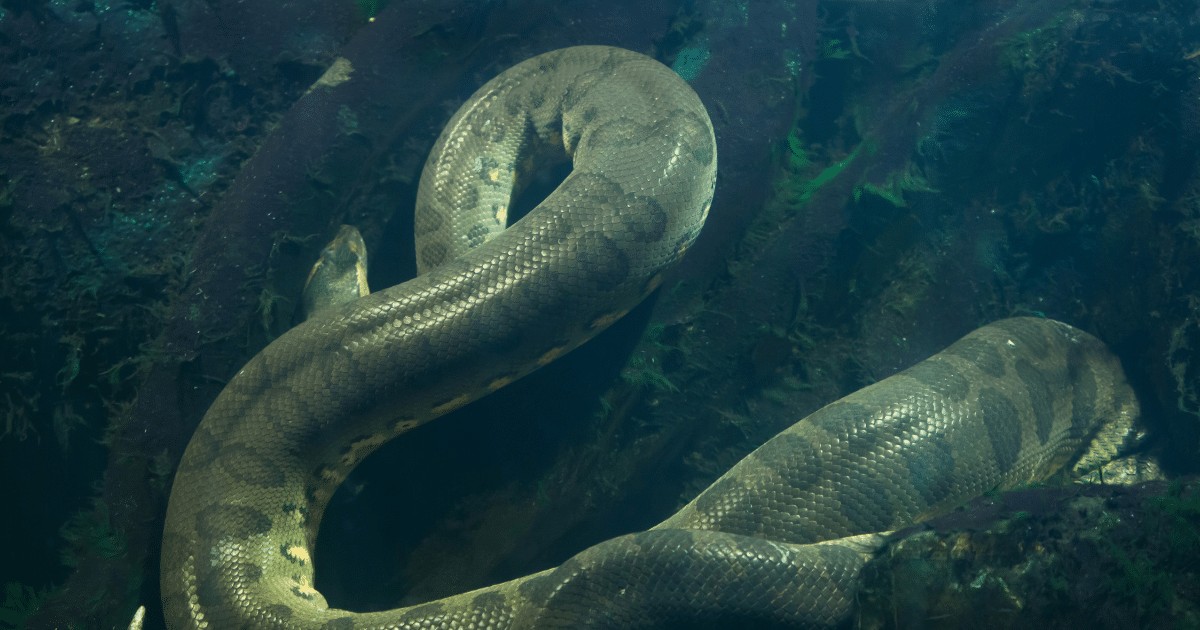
[1, 0, 1198, 627]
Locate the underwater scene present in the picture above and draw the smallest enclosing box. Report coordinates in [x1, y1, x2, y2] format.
[2, 0, 1199, 628]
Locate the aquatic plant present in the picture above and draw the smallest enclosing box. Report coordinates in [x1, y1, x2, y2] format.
[671, 43, 711, 82]
[0, 582, 45, 630]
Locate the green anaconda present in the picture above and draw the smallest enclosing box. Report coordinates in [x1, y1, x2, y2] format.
[160, 46, 1140, 628]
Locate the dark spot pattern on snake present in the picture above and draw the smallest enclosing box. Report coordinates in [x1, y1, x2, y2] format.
[1015, 358, 1056, 442]
[1070, 360, 1100, 439]
[196, 503, 273, 539]
[906, 358, 971, 401]
[943, 336, 1006, 377]
[904, 428, 958, 506]
[979, 386, 1023, 472]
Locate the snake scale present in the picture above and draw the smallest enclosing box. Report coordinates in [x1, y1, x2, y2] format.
[160, 46, 1140, 628]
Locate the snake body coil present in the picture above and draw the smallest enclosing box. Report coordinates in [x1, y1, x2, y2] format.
[161, 46, 1136, 628]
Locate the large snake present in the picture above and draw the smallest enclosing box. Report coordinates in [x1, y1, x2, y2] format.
[160, 46, 1139, 628]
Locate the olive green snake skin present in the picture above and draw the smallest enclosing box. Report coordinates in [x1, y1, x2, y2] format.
[161, 46, 1139, 628]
